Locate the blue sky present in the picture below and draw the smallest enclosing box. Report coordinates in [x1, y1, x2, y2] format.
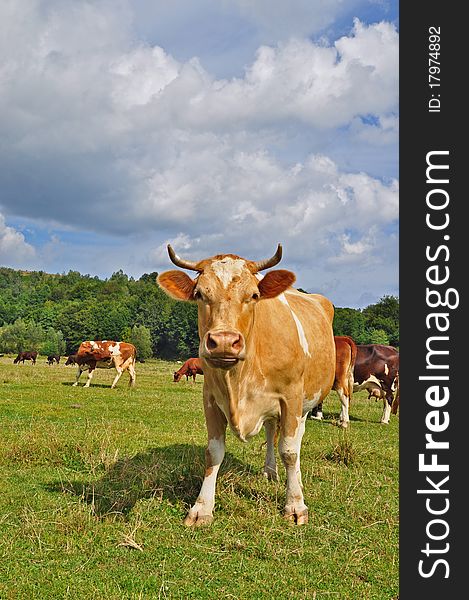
[0, 0, 398, 308]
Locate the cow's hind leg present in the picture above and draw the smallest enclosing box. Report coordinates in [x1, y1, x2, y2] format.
[184, 395, 227, 527]
[263, 419, 279, 481]
[336, 387, 350, 428]
[381, 397, 392, 424]
[128, 363, 136, 387]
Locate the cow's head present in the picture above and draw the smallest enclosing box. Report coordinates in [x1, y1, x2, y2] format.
[157, 244, 295, 370]
[173, 371, 182, 382]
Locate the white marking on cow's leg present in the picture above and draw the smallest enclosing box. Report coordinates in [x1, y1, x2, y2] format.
[84, 368, 95, 388]
[381, 399, 391, 424]
[110, 368, 123, 389]
[184, 436, 225, 527]
[337, 388, 350, 428]
[279, 416, 308, 525]
[294, 414, 307, 489]
[263, 419, 278, 481]
[384, 363, 389, 375]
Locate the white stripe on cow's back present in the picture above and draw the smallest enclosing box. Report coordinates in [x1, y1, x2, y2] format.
[277, 293, 311, 357]
[211, 258, 247, 288]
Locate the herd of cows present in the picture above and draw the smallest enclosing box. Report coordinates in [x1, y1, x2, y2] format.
[9, 244, 399, 526]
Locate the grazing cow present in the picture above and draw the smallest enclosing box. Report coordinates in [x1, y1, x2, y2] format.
[157, 244, 336, 526]
[173, 358, 204, 383]
[353, 344, 399, 424]
[71, 341, 137, 388]
[46, 354, 60, 365]
[309, 335, 357, 428]
[65, 354, 78, 365]
[13, 351, 38, 365]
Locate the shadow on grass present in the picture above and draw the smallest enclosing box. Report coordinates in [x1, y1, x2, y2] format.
[46, 444, 251, 517]
[61, 382, 120, 389]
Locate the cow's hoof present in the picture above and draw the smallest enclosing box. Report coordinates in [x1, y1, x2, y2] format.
[339, 420, 349, 429]
[183, 513, 213, 527]
[72, 383, 78, 387]
[380, 420, 390, 425]
[283, 507, 308, 525]
[263, 468, 279, 481]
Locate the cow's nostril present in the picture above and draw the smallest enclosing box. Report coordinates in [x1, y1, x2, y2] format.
[207, 334, 218, 351]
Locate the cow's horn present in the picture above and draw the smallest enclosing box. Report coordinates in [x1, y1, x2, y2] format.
[167, 245, 201, 271]
[252, 244, 283, 272]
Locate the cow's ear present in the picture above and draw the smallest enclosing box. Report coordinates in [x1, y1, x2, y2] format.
[157, 270, 197, 301]
[257, 269, 296, 299]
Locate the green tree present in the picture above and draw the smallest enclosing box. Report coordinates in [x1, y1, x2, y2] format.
[123, 325, 153, 360]
[362, 295, 399, 346]
[333, 308, 368, 343]
[40, 328, 67, 356]
[369, 328, 390, 345]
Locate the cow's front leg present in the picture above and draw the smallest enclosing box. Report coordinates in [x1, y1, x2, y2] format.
[279, 402, 308, 525]
[110, 368, 123, 389]
[72, 367, 83, 386]
[263, 419, 279, 481]
[184, 395, 226, 527]
[84, 367, 96, 388]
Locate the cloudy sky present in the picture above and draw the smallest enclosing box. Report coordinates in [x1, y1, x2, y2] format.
[0, 0, 398, 308]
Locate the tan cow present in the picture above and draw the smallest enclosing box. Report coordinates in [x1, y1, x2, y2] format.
[157, 244, 336, 526]
[72, 340, 136, 388]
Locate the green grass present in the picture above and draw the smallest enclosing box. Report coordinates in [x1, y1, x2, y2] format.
[0, 356, 398, 599]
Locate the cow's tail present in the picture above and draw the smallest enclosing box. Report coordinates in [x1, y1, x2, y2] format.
[347, 337, 357, 404]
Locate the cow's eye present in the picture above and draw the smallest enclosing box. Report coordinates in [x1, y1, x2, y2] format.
[194, 290, 202, 300]
[252, 292, 259, 300]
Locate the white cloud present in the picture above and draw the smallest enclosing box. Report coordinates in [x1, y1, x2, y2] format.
[0, 214, 36, 267]
[0, 1, 398, 307]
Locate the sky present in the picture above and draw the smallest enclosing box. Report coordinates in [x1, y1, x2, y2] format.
[0, 0, 398, 308]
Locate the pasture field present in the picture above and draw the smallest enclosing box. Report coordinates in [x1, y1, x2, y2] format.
[0, 356, 398, 599]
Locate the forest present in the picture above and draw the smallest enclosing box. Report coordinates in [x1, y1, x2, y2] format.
[0, 267, 399, 359]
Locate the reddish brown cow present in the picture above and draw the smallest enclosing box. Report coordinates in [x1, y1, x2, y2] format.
[158, 244, 336, 526]
[309, 335, 357, 428]
[72, 340, 137, 388]
[174, 358, 204, 383]
[13, 351, 38, 364]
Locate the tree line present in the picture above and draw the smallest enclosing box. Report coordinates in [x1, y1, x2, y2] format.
[0, 267, 398, 359]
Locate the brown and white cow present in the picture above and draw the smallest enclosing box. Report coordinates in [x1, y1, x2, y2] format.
[309, 335, 357, 428]
[353, 344, 399, 424]
[71, 340, 136, 388]
[157, 244, 336, 526]
[173, 357, 204, 383]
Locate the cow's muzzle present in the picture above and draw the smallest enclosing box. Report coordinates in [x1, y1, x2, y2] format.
[202, 330, 245, 369]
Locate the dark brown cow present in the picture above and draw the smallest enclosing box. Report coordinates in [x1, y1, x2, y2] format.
[13, 351, 38, 364]
[353, 344, 399, 424]
[71, 341, 137, 388]
[309, 335, 357, 428]
[65, 354, 78, 365]
[173, 358, 204, 383]
[157, 244, 336, 526]
[47, 354, 60, 365]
